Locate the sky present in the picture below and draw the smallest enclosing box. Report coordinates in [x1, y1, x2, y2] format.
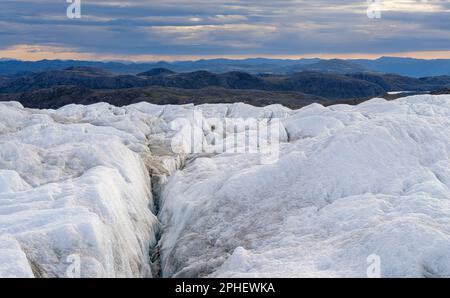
[0, 0, 449, 61]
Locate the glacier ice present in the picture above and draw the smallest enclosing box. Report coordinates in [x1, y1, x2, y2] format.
[158, 95, 450, 278]
[1, 95, 450, 277]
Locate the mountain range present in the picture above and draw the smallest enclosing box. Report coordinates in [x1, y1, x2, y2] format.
[0, 65, 449, 109]
[1, 57, 450, 77]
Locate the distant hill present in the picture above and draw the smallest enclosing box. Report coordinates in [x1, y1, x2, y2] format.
[291, 59, 368, 74]
[2, 66, 449, 97]
[350, 57, 450, 77]
[0, 76, 10, 88]
[1, 57, 450, 77]
[138, 68, 175, 77]
[1, 66, 450, 110]
[0, 67, 149, 93]
[269, 71, 384, 99]
[0, 60, 164, 76]
[62, 66, 115, 76]
[431, 87, 450, 95]
[346, 72, 449, 91]
[0, 58, 317, 76]
[147, 70, 271, 90]
[0, 68, 271, 92]
[0, 85, 331, 110]
[419, 75, 450, 86]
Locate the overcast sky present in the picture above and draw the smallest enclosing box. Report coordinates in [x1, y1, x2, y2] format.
[1, 0, 449, 61]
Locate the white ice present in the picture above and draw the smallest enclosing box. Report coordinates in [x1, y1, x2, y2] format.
[1, 95, 450, 277]
[158, 95, 450, 278]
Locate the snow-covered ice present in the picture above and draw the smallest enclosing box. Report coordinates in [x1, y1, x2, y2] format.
[1, 95, 450, 277]
[158, 95, 450, 278]
[0, 102, 162, 277]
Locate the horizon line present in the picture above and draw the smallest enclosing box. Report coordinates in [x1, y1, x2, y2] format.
[1, 45, 450, 63]
[3, 53, 450, 64]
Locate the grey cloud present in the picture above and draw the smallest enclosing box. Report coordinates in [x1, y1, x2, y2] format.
[0, 0, 449, 57]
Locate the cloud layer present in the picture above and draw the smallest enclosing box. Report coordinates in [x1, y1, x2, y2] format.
[0, 0, 449, 60]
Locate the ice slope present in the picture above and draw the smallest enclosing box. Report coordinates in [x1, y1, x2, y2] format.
[158, 95, 450, 278]
[0, 102, 163, 277]
[1, 95, 450, 277]
[0, 100, 281, 277]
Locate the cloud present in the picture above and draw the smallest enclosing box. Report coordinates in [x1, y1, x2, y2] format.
[0, 0, 449, 60]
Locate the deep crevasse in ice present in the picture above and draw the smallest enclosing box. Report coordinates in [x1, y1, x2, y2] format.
[1, 95, 450, 277]
[0, 101, 185, 277]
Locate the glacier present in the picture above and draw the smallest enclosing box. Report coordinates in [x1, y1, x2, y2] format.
[1, 95, 450, 277]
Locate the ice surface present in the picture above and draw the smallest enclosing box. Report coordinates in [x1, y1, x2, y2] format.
[1, 95, 450, 277]
[158, 95, 450, 278]
[0, 102, 162, 277]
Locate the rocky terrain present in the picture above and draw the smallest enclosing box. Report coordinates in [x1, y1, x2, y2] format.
[1, 66, 449, 109]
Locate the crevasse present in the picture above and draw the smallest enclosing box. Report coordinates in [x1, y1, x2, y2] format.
[1, 96, 450, 277]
